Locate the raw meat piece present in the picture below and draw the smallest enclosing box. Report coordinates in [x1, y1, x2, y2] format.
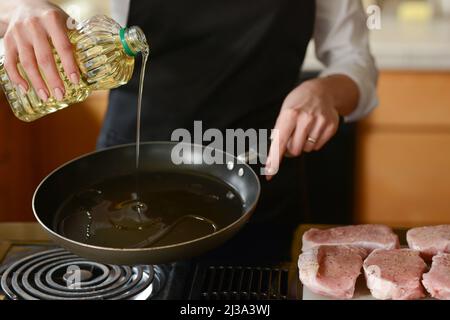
[298, 245, 367, 299]
[363, 249, 427, 300]
[407, 225, 450, 260]
[302, 225, 400, 253]
[422, 253, 450, 300]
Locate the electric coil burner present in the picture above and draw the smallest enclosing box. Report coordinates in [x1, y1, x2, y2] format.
[0, 248, 165, 300]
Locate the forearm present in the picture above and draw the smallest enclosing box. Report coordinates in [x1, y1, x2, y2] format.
[314, 0, 378, 121]
[302, 74, 360, 117]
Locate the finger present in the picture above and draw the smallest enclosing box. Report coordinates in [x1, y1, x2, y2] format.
[3, 38, 28, 91]
[14, 29, 51, 100]
[44, 10, 80, 85]
[314, 123, 338, 151]
[286, 112, 314, 157]
[31, 21, 64, 102]
[266, 109, 297, 180]
[303, 116, 326, 153]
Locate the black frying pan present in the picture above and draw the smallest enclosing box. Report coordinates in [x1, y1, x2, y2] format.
[32, 142, 260, 265]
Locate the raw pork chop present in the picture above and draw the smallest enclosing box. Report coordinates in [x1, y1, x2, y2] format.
[407, 225, 450, 260]
[298, 245, 367, 299]
[363, 249, 427, 300]
[422, 253, 450, 300]
[302, 225, 399, 253]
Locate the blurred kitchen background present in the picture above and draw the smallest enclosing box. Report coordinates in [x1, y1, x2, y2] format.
[0, 0, 449, 226]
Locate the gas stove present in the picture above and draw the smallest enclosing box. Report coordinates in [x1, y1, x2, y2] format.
[0, 223, 301, 300]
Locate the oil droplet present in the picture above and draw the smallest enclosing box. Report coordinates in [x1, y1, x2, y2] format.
[238, 168, 244, 177]
[208, 194, 220, 201]
[132, 201, 148, 213]
[227, 161, 234, 171]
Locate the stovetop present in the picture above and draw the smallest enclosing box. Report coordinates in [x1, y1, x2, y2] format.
[0, 223, 301, 300]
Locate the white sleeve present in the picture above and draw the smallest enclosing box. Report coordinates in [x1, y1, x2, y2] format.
[110, 0, 131, 27]
[314, 0, 379, 122]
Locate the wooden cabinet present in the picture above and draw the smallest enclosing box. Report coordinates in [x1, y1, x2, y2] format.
[0, 103, 35, 222]
[356, 71, 450, 227]
[0, 91, 108, 222]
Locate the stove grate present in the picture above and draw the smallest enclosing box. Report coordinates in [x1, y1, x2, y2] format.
[191, 266, 289, 300]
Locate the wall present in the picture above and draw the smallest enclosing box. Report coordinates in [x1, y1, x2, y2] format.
[0, 92, 108, 222]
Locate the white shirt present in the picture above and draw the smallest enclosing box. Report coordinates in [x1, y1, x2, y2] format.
[110, 0, 378, 122]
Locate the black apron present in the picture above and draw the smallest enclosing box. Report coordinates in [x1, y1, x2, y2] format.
[98, 0, 316, 261]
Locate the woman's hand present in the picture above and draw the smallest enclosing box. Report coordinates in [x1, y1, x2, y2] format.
[3, 0, 79, 102]
[265, 75, 359, 180]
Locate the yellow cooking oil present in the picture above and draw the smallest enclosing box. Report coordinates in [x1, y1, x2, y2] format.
[0, 15, 148, 122]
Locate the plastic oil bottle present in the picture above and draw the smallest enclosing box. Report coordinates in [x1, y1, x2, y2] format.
[0, 15, 149, 122]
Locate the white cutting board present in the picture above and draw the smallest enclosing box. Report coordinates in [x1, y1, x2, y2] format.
[302, 274, 376, 300]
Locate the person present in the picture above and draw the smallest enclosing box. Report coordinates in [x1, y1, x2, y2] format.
[0, 0, 378, 262]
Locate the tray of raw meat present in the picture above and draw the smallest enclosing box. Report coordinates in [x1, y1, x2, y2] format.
[297, 224, 450, 300]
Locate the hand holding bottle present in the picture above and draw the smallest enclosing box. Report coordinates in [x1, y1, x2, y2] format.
[1, 0, 79, 102]
[1, 11, 148, 122]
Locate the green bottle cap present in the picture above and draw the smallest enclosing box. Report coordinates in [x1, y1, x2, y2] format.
[120, 28, 137, 57]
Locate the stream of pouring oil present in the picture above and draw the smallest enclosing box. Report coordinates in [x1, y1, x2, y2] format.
[135, 47, 149, 170]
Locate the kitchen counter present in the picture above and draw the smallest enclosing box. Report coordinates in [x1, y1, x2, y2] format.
[304, 19, 450, 71]
[0, 223, 49, 242]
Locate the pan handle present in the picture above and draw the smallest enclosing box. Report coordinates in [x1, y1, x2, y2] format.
[236, 148, 263, 165]
[235, 148, 269, 176]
